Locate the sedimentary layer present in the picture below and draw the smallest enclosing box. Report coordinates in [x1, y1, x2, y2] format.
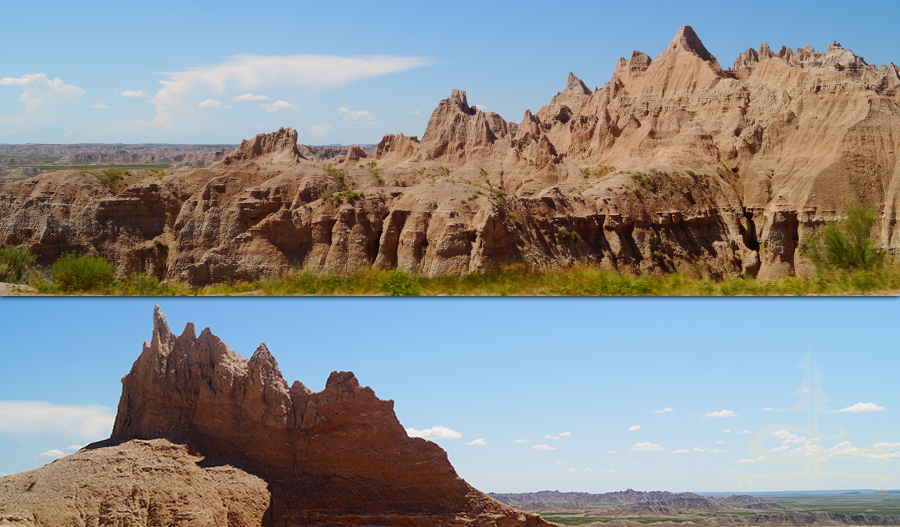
[2, 26, 899, 283]
[0, 307, 549, 527]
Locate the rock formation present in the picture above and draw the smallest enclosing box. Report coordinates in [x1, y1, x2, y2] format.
[2, 25, 900, 284]
[0, 306, 550, 527]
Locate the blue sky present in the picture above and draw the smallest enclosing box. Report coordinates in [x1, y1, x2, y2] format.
[2, 0, 899, 145]
[1, 297, 898, 493]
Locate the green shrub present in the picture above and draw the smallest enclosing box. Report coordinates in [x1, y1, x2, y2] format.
[376, 269, 421, 296]
[801, 203, 883, 272]
[323, 167, 347, 190]
[51, 252, 115, 293]
[0, 245, 37, 284]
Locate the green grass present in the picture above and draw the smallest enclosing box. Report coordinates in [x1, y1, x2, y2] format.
[34, 164, 171, 172]
[26, 264, 900, 296]
[767, 494, 900, 515]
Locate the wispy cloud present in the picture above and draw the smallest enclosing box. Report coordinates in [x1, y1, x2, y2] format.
[723, 429, 731, 433]
[405, 425, 462, 440]
[261, 100, 299, 113]
[121, 90, 152, 98]
[0, 401, 115, 438]
[629, 442, 665, 452]
[836, 402, 885, 413]
[146, 53, 433, 126]
[233, 93, 270, 102]
[0, 74, 84, 115]
[761, 407, 774, 411]
[514, 439, 528, 444]
[653, 407, 674, 414]
[628, 425, 641, 431]
[339, 107, 376, 120]
[533, 444, 557, 451]
[198, 99, 232, 109]
[739, 429, 752, 434]
[710, 449, 731, 454]
[607, 450, 618, 454]
[407, 110, 421, 114]
[464, 438, 487, 446]
[33, 449, 65, 463]
[736, 458, 756, 463]
[543, 431, 572, 440]
[704, 410, 737, 418]
[673, 447, 708, 454]
[310, 123, 330, 140]
[90, 103, 109, 110]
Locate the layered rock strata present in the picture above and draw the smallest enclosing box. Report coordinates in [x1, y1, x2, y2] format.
[2, 26, 900, 283]
[0, 307, 549, 527]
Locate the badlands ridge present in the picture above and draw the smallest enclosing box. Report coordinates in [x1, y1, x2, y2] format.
[0, 306, 549, 527]
[2, 26, 900, 284]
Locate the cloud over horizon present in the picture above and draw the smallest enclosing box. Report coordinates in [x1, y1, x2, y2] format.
[145, 53, 434, 127]
[0, 401, 115, 439]
[405, 425, 462, 440]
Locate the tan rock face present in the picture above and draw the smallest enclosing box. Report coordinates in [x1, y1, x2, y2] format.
[0, 307, 551, 527]
[2, 25, 899, 283]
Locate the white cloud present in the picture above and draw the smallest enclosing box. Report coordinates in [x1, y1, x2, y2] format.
[705, 410, 737, 418]
[739, 429, 752, 434]
[90, 103, 109, 110]
[473, 104, 488, 110]
[338, 107, 376, 120]
[607, 450, 618, 454]
[233, 93, 270, 102]
[723, 429, 731, 433]
[761, 407, 774, 411]
[65, 444, 83, 451]
[145, 53, 432, 126]
[261, 100, 299, 113]
[0, 74, 84, 114]
[310, 124, 330, 140]
[836, 402, 885, 413]
[198, 99, 232, 109]
[33, 449, 65, 463]
[711, 449, 731, 454]
[559, 431, 572, 437]
[533, 444, 557, 451]
[464, 438, 487, 446]
[653, 407, 674, 414]
[514, 439, 528, 444]
[628, 425, 641, 431]
[121, 90, 152, 98]
[585, 468, 593, 472]
[715, 440, 725, 445]
[673, 447, 707, 454]
[407, 110, 421, 114]
[543, 432, 572, 440]
[770, 430, 806, 444]
[405, 425, 462, 440]
[629, 442, 665, 452]
[736, 458, 756, 463]
[604, 469, 615, 473]
[0, 401, 115, 438]
[567, 468, 575, 472]
[873, 442, 900, 449]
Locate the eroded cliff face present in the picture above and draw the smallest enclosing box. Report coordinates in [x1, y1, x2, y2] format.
[2, 26, 899, 283]
[0, 307, 551, 527]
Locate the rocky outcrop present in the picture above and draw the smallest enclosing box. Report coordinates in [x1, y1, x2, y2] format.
[0, 307, 551, 527]
[2, 25, 900, 284]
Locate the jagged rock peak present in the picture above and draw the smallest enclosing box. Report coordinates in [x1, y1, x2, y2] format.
[628, 50, 652, 69]
[668, 25, 717, 64]
[566, 72, 591, 95]
[449, 88, 474, 114]
[225, 126, 302, 162]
